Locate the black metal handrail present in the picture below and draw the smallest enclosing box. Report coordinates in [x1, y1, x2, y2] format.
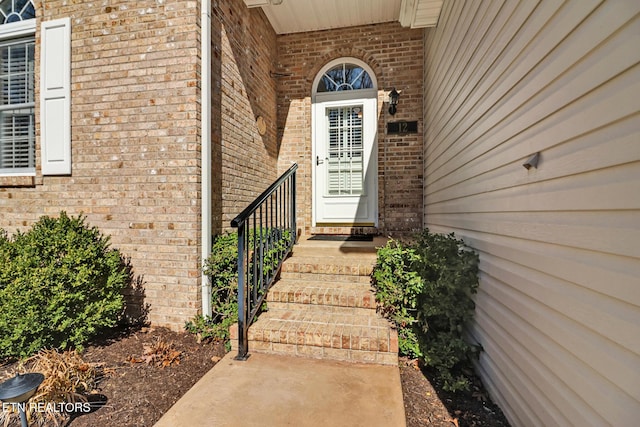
[231, 163, 297, 360]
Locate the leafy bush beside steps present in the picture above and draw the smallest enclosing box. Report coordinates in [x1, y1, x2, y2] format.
[186, 229, 292, 344]
[372, 229, 480, 392]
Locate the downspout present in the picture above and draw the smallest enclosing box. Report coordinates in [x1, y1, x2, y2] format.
[201, 0, 212, 318]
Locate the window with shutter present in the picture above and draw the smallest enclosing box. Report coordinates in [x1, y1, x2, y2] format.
[0, 0, 35, 176]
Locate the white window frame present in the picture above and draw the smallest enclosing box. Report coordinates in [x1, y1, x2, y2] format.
[0, 18, 35, 176]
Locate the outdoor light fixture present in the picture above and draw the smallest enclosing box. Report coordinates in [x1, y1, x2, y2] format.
[523, 152, 540, 170]
[388, 88, 399, 115]
[0, 373, 45, 427]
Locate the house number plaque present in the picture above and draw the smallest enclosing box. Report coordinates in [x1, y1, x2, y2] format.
[387, 121, 418, 135]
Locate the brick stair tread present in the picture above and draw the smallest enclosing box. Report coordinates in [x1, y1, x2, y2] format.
[281, 257, 375, 276]
[290, 249, 379, 260]
[247, 315, 397, 355]
[267, 280, 376, 309]
[252, 309, 393, 332]
[243, 341, 398, 365]
[285, 255, 376, 266]
[269, 279, 374, 293]
[279, 271, 373, 283]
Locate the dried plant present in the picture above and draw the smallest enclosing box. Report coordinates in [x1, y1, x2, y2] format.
[127, 338, 181, 368]
[0, 350, 103, 427]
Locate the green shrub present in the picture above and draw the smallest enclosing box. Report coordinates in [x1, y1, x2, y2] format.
[0, 212, 128, 359]
[188, 233, 239, 343]
[371, 240, 423, 358]
[187, 229, 292, 344]
[372, 229, 480, 392]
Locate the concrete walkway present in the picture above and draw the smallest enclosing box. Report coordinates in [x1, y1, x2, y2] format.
[154, 352, 406, 427]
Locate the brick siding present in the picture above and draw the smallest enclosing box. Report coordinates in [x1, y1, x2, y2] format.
[211, 0, 278, 233]
[0, 1, 202, 330]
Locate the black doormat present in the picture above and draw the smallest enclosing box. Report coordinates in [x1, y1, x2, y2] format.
[308, 235, 373, 242]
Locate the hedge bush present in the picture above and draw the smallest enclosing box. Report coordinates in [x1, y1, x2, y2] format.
[372, 229, 480, 391]
[0, 213, 128, 359]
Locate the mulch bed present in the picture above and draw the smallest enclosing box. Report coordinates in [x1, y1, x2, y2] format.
[65, 327, 225, 427]
[1, 328, 509, 427]
[400, 358, 510, 427]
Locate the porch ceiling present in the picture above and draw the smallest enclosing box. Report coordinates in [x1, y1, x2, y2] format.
[244, 0, 442, 34]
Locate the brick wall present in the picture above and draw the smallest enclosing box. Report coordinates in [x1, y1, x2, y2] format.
[211, 0, 278, 233]
[0, 0, 281, 329]
[0, 1, 202, 329]
[276, 22, 424, 235]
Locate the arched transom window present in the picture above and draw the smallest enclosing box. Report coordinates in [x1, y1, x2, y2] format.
[317, 61, 374, 93]
[0, 0, 35, 24]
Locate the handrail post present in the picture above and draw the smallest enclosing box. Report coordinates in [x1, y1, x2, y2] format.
[292, 169, 297, 243]
[235, 221, 249, 360]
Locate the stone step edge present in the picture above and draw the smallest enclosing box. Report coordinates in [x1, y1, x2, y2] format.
[281, 261, 374, 277]
[267, 283, 377, 309]
[271, 278, 374, 289]
[230, 340, 398, 366]
[265, 302, 377, 316]
[230, 322, 398, 353]
[279, 272, 373, 283]
[234, 318, 398, 353]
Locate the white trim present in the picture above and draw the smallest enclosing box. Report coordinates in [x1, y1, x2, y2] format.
[311, 57, 378, 227]
[399, 0, 417, 27]
[0, 19, 35, 39]
[201, 0, 212, 318]
[0, 170, 35, 177]
[312, 57, 378, 102]
[0, 20, 36, 176]
[314, 88, 377, 104]
[244, 0, 269, 7]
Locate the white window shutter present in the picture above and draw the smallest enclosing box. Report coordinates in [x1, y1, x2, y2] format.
[40, 17, 71, 175]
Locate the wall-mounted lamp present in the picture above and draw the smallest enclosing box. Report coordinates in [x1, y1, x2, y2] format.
[388, 88, 399, 115]
[523, 152, 540, 170]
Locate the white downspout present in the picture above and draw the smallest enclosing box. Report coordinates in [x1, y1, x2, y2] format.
[201, 0, 212, 318]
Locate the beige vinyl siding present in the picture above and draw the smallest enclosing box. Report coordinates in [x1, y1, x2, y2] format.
[423, 1, 640, 426]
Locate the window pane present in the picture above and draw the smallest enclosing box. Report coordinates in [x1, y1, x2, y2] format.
[0, 0, 35, 23]
[0, 38, 35, 173]
[316, 62, 373, 93]
[0, 41, 34, 105]
[326, 106, 363, 195]
[0, 109, 34, 169]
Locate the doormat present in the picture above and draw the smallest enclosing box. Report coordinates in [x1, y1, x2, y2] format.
[308, 235, 373, 242]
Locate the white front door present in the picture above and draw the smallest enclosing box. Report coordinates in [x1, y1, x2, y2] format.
[313, 97, 377, 226]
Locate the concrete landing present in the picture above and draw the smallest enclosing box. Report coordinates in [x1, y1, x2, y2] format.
[153, 352, 406, 427]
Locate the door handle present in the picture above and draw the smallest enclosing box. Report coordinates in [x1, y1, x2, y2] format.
[316, 156, 324, 166]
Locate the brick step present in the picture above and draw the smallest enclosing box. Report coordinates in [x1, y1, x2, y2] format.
[291, 246, 379, 259]
[267, 297, 376, 316]
[290, 236, 387, 258]
[233, 308, 397, 365]
[267, 279, 377, 310]
[279, 271, 373, 284]
[230, 238, 394, 365]
[281, 256, 375, 277]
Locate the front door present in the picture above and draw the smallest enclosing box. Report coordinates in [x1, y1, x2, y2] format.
[313, 97, 377, 226]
